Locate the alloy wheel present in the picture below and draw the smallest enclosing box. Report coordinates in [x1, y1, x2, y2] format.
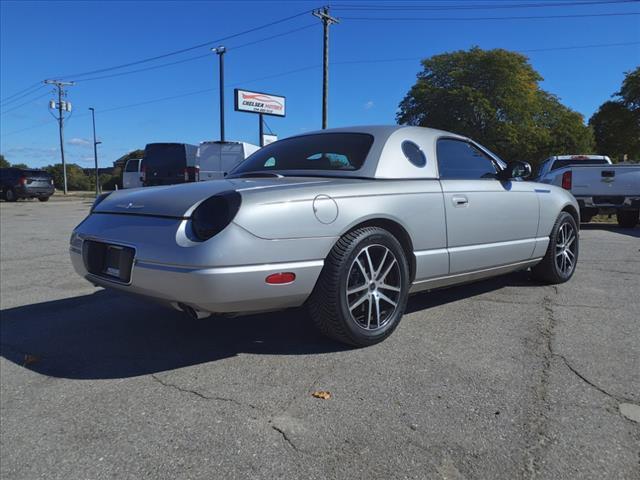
[346, 244, 402, 331]
[555, 222, 577, 276]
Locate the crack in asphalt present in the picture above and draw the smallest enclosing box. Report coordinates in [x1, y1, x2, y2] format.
[523, 287, 558, 479]
[270, 424, 301, 453]
[150, 374, 259, 411]
[525, 284, 637, 478]
[553, 353, 636, 404]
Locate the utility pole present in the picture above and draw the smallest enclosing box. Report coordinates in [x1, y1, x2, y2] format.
[211, 46, 226, 142]
[259, 114, 264, 147]
[313, 6, 339, 129]
[88, 107, 102, 197]
[45, 79, 74, 194]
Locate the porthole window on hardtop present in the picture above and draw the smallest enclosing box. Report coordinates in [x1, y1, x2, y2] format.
[401, 141, 427, 168]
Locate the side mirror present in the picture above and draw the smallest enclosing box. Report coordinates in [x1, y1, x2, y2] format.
[498, 161, 532, 180]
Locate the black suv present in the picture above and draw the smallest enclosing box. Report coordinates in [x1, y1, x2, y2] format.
[0, 168, 55, 202]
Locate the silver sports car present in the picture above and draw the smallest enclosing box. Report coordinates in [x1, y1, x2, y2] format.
[70, 126, 579, 346]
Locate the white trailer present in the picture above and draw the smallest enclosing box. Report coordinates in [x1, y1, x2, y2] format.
[196, 141, 260, 181]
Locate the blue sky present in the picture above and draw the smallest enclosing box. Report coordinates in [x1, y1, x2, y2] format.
[1, 0, 639, 168]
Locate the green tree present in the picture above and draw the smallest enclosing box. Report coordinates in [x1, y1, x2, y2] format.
[0, 155, 9, 168]
[618, 66, 640, 110]
[45, 163, 91, 191]
[589, 67, 640, 161]
[10, 163, 29, 169]
[397, 47, 594, 166]
[120, 149, 144, 162]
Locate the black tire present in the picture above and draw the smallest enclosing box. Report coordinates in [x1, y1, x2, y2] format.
[4, 188, 17, 202]
[616, 210, 639, 228]
[308, 227, 410, 347]
[580, 215, 593, 224]
[38, 196, 50, 202]
[531, 212, 579, 284]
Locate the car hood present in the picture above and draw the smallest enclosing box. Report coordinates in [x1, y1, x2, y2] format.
[94, 177, 333, 217]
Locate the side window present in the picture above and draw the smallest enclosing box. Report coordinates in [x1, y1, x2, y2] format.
[436, 139, 497, 180]
[125, 159, 139, 172]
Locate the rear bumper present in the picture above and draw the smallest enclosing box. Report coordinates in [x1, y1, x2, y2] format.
[70, 244, 323, 314]
[576, 196, 640, 209]
[15, 186, 54, 198]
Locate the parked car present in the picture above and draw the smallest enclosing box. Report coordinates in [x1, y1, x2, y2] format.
[536, 155, 640, 227]
[196, 141, 260, 181]
[70, 126, 579, 347]
[122, 158, 144, 189]
[142, 143, 198, 187]
[1, 168, 54, 202]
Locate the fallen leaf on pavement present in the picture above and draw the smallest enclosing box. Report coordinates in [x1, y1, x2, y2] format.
[312, 390, 331, 400]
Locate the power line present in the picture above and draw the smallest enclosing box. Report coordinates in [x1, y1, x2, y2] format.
[3, 39, 638, 138]
[341, 11, 640, 20]
[333, 0, 639, 10]
[521, 40, 640, 51]
[99, 65, 322, 114]
[0, 119, 57, 138]
[0, 91, 51, 116]
[0, 66, 322, 138]
[0, 85, 46, 107]
[74, 23, 319, 84]
[54, 9, 316, 80]
[330, 40, 640, 65]
[0, 82, 43, 104]
[230, 23, 317, 51]
[76, 53, 211, 83]
[51, 39, 640, 113]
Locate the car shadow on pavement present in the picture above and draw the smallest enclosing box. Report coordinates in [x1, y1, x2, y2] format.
[0, 271, 533, 380]
[0, 290, 347, 380]
[580, 223, 640, 238]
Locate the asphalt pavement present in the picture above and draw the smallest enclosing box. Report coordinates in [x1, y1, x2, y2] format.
[1, 198, 638, 480]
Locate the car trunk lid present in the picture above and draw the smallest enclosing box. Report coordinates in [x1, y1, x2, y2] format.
[93, 176, 332, 218]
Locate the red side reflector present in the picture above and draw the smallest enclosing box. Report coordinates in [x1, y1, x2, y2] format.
[562, 171, 572, 190]
[265, 272, 296, 284]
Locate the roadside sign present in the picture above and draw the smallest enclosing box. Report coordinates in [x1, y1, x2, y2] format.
[234, 89, 286, 117]
[262, 134, 278, 145]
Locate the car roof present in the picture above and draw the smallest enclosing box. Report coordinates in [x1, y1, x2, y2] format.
[290, 124, 467, 141]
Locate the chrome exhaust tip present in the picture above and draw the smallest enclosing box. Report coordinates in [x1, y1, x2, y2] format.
[176, 302, 211, 320]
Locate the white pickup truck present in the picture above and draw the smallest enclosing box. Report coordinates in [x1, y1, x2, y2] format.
[536, 155, 640, 227]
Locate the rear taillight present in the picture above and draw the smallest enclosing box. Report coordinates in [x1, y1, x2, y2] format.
[140, 164, 146, 182]
[191, 191, 242, 241]
[18, 176, 27, 186]
[185, 166, 200, 182]
[561, 171, 572, 190]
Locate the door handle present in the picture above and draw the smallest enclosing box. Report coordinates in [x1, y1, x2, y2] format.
[452, 195, 469, 207]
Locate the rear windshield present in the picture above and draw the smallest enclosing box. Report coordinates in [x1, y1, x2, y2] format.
[551, 159, 609, 171]
[22, 170, 51, 178]
[231, 133, 374, 174]
[144, 144, 187, 169]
